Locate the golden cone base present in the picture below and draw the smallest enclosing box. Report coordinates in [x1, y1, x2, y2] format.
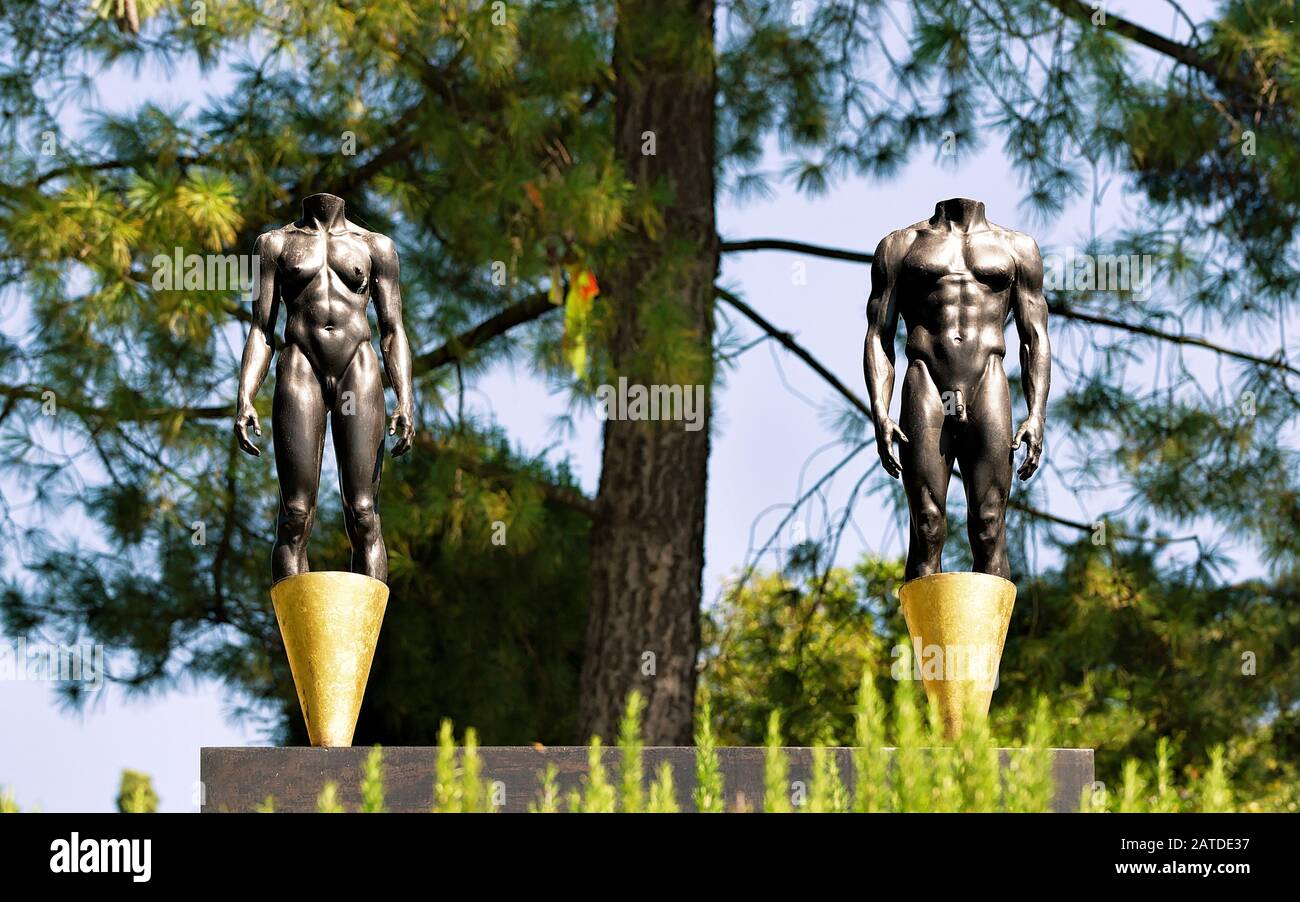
[271, 571, 388, 748]
[899, 571, 1016, 739]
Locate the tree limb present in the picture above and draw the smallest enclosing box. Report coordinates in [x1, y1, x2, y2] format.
[1044, 0, 1254, 95]
[720, 237, 874, 264]
[719, 237, 1299, 377]
[412, 291, 554, 375]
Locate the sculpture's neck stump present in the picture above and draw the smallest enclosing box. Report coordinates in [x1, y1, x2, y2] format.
[301, 193, 347, 233]
[932, 197, 987, 233]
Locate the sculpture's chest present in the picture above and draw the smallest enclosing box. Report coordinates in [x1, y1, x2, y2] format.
[901, 233, 1015, 293]
[278, 233, 372, 294]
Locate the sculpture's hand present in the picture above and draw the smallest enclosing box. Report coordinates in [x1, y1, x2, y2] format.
[235, 404, 262, 457]
[873, 416, 909, 479]
[1012, 416, 1045, 481]
[389, 406, 415, 457]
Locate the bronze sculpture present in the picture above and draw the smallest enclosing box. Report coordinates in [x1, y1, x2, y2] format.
[863, 197, 1051, 736]
[234, 193, 414, 746]
[235, 192, 415, 584]
[864, 197, 1050, 581]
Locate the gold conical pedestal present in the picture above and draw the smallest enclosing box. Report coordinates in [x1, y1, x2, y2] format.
[271, 571, 389, 747]
[899, 572, 1016, 739]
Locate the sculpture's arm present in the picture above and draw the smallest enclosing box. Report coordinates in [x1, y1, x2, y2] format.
[234, 230, 283, 457]
[1010, 232, 1051, 481]
[369, 233, 415, 457]
[864, 232, 909, 479]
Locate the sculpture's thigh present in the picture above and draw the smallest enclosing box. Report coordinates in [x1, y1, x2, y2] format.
[331, 343, 386, 513]
[272, 346, 327, 514]
[957, 358, 1013, 555]
[900, 360, 955, 546]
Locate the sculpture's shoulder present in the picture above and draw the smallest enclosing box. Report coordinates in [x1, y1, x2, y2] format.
[348, 223, 397, 261]
[987, 221, 1042, 267]
[254, 224, 291, 257]
[875, 222, 925, 267]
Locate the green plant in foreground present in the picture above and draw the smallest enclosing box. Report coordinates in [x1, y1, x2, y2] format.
[361, 745, 386, 813]
[647, 763, 680, 813]
[305, 680, 1240, 814]
[529, 764, 561, 814]
[431, 720, 496, 813]
[693, 693, 726, 812]
[763, 711, 792, 813]
[853, 673, 888, 813]
[577, 737, 617, 813]
[316, 781, 344, 813]
[116, 770, 159, 814]
[808, 738, 848, 813]
[5, 685, 1239, 814]
[618, 691, 647, 813]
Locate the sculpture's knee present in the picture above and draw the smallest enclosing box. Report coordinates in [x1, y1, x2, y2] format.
[972, 497, 1006, 549]
[276, 501, 313, 547]
[914, 495, 946, 549]
[346, 498, 381, 541]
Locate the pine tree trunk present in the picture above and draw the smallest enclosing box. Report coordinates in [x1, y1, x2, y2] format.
[578, 0, 717, 745]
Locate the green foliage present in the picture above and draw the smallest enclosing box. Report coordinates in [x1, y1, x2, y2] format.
[315, 781, 345, 814]
[1002, 699, 1056, 813]
[1082, 742, 1236, 814]
[692, 694, 725, 813]
[0, 787, 18, 813]
[617, 691, 646, 813]
[702, 554, 899, 747]
[460, 729, 489, 813]
[360, 745, 386, 813]
[1200, 747, 1234, 814]
[529, 764, 561, 814]
[6, 690, 1237, 814]
[808, 740, 849, 813]
[115, 769, 158, 814]
[852, 672, 889, 813]
[432, 720, 496, 813]
[705, 552, 1299, 812]
[576, 737, 616, 813]
[762, 711, 792, 813]
[646, 763, 680, 814]
[434, 719, 459, 812]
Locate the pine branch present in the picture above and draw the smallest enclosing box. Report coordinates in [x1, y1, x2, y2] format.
[412, 291, 554, 375]
[0, 291, 556, 426]
[1043, 0, 1255, 95]
[715, 285, 870, 417]
[720, 238, 874, 264]
[718, 237, 1299, 377]
[24, 155, 205, 189]
[0, 383, 226, 421]
[1046, 304, 1300, 379]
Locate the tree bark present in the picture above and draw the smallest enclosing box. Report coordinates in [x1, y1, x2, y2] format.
[578, 0, 717, 745]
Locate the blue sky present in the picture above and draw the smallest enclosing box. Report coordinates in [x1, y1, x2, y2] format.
[3, 0, 1263, 811]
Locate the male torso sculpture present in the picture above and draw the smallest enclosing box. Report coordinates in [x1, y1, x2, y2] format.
[864, 198, 1050, 582]
[235, 193, 415, 583]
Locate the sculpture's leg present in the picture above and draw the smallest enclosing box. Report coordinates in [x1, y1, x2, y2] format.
[957, 357, 1013, 580]
[899, 359, 955, 581]
[272, 346, 326, 582]
[332, 342, 388, 582]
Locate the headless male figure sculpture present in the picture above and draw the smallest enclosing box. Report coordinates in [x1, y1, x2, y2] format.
[864, 198, 1050, 582]
[235, 193, 415, 584]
